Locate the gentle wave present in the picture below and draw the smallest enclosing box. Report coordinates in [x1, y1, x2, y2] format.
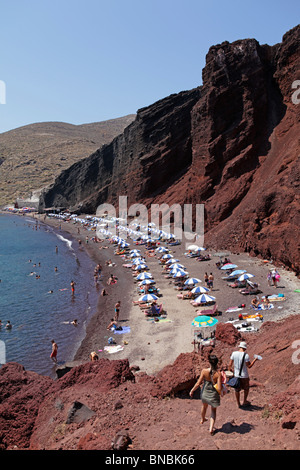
[56, 234, 73, 251]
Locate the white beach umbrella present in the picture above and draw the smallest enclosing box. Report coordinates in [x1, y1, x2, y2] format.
[228, 269, 247, 277]
[156, 247, 169, 253]
[166, 258, 180, 264]
[134, 264, 148, 270]
[139, 294, 158, 302]
[162, 254, 173, 259]
[194, 294, 216, 303]
[140, 279, 155, 285]
[191, 286, 209, 294]
[184, 278, 202, 285]
[187, 245, 200, 251]
[170, 263, 185, 270]
[173, 270, 188, 278]
[238, 273, 254, 281]
[136, 272, 152, 280]
[132, 257, 145, 264]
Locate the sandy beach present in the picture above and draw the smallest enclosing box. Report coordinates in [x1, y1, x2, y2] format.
[33, 212, 300, 376]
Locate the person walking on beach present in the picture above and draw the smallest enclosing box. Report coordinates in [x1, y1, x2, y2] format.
[189, 354, 222, 435]
[208, 273, 214, 291]
[50, 340, 58, 364]
[228, 341, 258, 408]
[114, 301, 121, 321]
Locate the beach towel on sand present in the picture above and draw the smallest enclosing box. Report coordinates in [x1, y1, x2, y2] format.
[104, 345, 124, 354]
[113, 326, 131, 334]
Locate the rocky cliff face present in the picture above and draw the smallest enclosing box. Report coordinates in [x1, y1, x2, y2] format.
[39, 25, 300, 274]
[39, 88, 201, 212]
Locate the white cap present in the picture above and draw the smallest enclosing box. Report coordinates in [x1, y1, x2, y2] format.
[239, 341, 247, 349]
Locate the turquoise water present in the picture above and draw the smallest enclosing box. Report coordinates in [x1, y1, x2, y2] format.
[0, 214, 98, 377]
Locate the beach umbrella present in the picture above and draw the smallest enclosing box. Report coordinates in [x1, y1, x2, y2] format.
[221, 263, 238, 270]
[156, 247, 168, 253]
[187, 245, 200, 251]
[166, 258, 180, 264]
[140, 279, 154, 285]
[132, 257, 145, 264]
[191, 286, 209, 294]
[228, 269, 247, 277]
[173, 270, 188, 278]
[139, 294, 158, 302]
[136, 272, 152, 280]
[194, 294, 216, 303]
[134, 264, 148, 270]
[191, 315, 218, 328]
[170, 263, 185, 270]
[185, 278, 202, 285]
[238, 273, 254, 281]
[162, 254, 173, 259]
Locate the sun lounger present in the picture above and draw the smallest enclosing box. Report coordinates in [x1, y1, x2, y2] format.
[196, 304, 219, 316]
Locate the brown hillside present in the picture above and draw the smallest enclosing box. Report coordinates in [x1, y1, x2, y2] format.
[0, 115, 135, 206]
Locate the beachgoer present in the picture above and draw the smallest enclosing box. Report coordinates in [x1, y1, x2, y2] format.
[107, 318, 117, 330]
[70, 280, 75, 294]
[55, 246, 58, 253]
[90, 351, 99, 361]
[50, 340, 58, 363]
[71, 319, 78, 326]
[204, 273, 209, 287]
[114, 301, 121, 321]
[267, 271, 272, 286]
[208, 273, 214, 291]
[5, 320, 12, 330]
[101, 288, 108, 296]
[262, 295, 270, 307]
[107, 274, 117, 285]
[189, 354, 222, 435]
[251, 297, 260, 308]
[228, 342, 258, 408]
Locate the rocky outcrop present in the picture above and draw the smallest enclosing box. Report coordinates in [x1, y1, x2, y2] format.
[39, 25, 300, 274]
[0, 315, 299, 450]
[39, 88, 201, 212]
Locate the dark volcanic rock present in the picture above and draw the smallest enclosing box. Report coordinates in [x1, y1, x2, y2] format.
[39, 88, 201, 212]
[39, 25, 300, 274]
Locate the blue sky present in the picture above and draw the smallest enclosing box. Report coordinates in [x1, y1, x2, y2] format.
[0, 0, 299, 133]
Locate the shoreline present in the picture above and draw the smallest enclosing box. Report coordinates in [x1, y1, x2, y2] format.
[6, 211, 300, 376]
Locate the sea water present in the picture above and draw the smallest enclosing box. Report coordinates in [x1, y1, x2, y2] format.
[0, 214, 98, 377]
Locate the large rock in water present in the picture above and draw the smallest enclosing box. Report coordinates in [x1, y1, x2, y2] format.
[39, 25, 300, 274]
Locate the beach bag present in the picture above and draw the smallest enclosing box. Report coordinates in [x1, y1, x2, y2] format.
[228, 352, 246, 389]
